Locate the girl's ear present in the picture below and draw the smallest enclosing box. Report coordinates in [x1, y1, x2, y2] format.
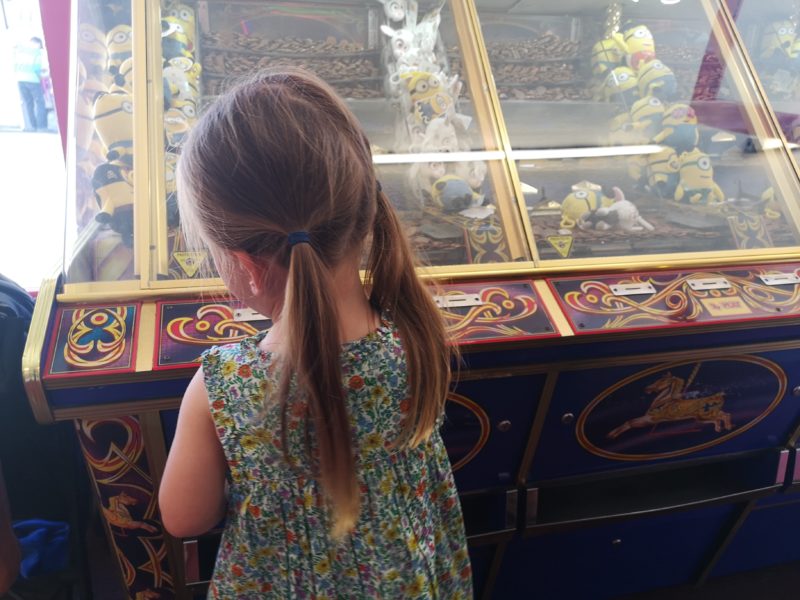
[231, 250, 269, 295]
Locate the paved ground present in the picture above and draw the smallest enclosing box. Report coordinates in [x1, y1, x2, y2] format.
[0, 129, 65, 292]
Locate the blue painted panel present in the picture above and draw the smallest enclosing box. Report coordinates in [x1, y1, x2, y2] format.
[713, 500, 800, 577]
[469, 544, 496, 599]
[161, 408, 179, 452]
[445, 375, 545, 491]
[493, 505, 736, 600]
[530, 350, 800, 482]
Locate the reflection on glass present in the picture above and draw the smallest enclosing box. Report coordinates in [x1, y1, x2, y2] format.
[66, 0, 134, 283]
[475, 0, 800, 261]
[156, 0, 526, 277]
[726, 0, 800, 145]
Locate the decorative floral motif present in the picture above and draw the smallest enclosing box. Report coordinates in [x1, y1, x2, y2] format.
[166, 304, 260, 346]
[202, 321, 472, 598]
[62, 306, 132, 369]
[558, 269, 800, 331]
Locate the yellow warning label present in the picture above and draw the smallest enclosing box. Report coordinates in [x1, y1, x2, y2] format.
[173, 251, 207, 278]
[547, 236, 573, 259]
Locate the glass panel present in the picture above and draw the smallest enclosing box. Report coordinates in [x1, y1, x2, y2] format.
[726, 0, 800, 151]
[154, 0, 529, 280]
[475, 0, 800, 262]
[65, 0, 135, 283]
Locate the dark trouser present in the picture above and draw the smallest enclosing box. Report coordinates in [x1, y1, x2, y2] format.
[17, 81, 47, 130]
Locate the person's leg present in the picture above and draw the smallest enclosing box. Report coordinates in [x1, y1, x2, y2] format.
[17, 82, 34, 131]
[31, 83, 47, 130]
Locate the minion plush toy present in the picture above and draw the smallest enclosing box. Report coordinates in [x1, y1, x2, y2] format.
[110, 57, 133, 94]
[163, 56, 200, 103]
[162, 16, 193, 60]
[164, 3, 196, 51]
[637, 59, 677, 101]
[559, 182, 615, 231]
[164, 101, 196, 147]
[78, 23, 109, 90]
[92, 162, 134, 244]
[431, 175, 484, 213]
[675, 148, 725, 205]
[603, 66, 640, 106]
[630, 95, 665, 140]
[106, 24, 132, 81]
[646, 146, 680, 199]
[613, 23, 657, 70]
[653, 103, 699, 155]
[400, 70, 454, 126]
[93, 92, 134, 167]
[759, 20, 795, 64]
[591, 38, 625, 77]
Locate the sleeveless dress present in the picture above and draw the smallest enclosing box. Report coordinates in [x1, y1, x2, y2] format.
[201, 320, 472, 599]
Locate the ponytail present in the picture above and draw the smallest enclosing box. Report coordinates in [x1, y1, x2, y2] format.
[280, 241, 360, 539]
[366, 189, 452, 447]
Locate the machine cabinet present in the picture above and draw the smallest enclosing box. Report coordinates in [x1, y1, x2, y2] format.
[25, 0, 800, 597]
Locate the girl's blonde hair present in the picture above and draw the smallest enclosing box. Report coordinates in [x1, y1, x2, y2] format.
[177, 68, 451, 538]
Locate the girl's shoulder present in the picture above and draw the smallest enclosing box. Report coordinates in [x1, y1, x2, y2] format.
[200, 331, 275, 389]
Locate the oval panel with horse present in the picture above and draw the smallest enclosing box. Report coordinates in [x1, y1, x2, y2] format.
[577, 356, 786, 461]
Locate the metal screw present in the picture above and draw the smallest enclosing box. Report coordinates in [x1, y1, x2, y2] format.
[561, 413, 575, 425]
[793, 386, 800, 397]
[612, 538, 622, 546]
[497, 420, 512, 432]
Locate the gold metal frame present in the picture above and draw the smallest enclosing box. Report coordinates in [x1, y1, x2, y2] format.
[22, 277, 58, 424]
[450, 0, 530, 262]
[464, 1, 543, 266]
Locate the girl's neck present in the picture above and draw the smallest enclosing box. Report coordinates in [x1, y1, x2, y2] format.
[259, 261, 378, 354]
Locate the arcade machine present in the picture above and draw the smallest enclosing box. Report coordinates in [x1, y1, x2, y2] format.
[21, 0, 800, 597]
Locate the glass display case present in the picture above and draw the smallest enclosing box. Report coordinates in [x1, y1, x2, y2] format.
[725, 0, 800, 150]
[60, 0, 800, 300]
[475, 0, 800, 265]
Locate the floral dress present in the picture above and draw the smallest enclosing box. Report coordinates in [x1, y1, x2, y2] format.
[201, 320, 472, 599]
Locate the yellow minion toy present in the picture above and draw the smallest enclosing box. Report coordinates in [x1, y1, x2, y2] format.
[92, 161, 134, 244]
[560, 183, 614, 231]
[630, 95, 665, 140]
[164, 56, 201, 104]
[400, 70, 454, 125]
[591, 38, 625, 77]
[652, 103, 699, 154]
[613, 23, 656, 70]
[164, 3, 196, 49]
[106, 24, 132, 78]
[162, 16, 193, 60]
[675, 148, 725, 205]
[110, 57, 133, 94]
[93, 92, 134, 167]
[164, 102, 196, 147]
[759, 20, 795, 62]
[603, 66, 639, 106]
[78, 23, 109, 87]
[637, 59, 677, 100]
[646, 146, 680, 199]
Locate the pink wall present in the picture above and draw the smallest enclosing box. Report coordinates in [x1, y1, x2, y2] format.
[38, 0, 70, 158]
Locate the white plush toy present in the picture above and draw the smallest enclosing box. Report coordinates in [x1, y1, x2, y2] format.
[578, 187, 654, 232]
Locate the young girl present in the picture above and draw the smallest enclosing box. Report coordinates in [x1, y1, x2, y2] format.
[159, 68, 472, 598]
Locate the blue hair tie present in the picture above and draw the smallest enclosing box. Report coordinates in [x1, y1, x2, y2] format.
[287, 231, 311, 247]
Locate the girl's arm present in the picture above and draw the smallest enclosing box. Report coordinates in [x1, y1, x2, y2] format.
[159, 368, 227, 538]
